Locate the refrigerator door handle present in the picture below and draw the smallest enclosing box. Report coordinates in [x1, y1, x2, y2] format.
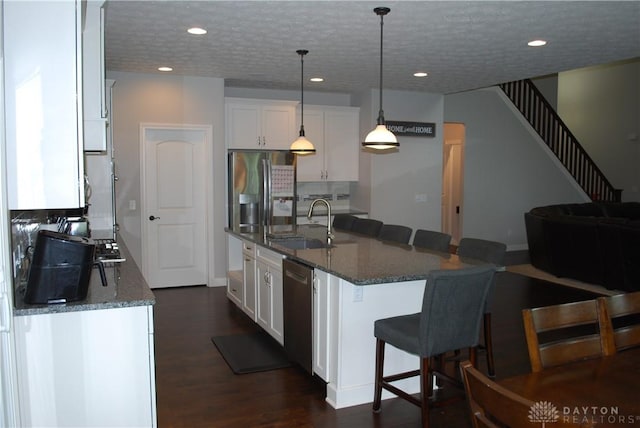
[262, 158, 271, 227]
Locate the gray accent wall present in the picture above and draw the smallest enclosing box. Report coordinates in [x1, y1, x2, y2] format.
[558, 59, 640, 202]
[444, 87, 588, 250]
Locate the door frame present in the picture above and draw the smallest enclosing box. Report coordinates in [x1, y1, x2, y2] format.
[139, 123, 213, 287]
[442, 123, 465, 245]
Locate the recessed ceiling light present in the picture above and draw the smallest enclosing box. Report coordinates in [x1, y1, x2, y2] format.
[158, 66, 173, 72]
[310, 77, 324, 82]
[187, 27, 207, 35]
[528, 39, 547, 47]
[413, 72, 428, 78]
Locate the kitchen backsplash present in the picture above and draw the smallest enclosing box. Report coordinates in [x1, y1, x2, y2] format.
[296, 182, 353, 213]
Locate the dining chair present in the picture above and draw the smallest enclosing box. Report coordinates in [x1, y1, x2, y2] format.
[372, 265, 497, 428]
[460, 360, 593, 428]
[461, 359, 535, 428]
[332, 214, 357, 231]
[522, 299, 607, 372]
[377, 224, 413, 245]
[597, 291, 640, 356]
[456, 237, 506, 377]
[412, 229, 452, 253]
[351, 218, 383, 237]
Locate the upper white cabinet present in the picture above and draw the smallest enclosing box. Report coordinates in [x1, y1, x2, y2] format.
[82, 0, 108, 152]
[4, 0, 85, 209]
[297, 105, 360, 182]
[225, 98, 296, 150]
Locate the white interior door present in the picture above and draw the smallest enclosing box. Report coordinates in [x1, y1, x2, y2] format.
[442, 123, 465, 245]
[142, 125, 209, 288]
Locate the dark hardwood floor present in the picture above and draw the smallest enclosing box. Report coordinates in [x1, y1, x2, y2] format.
[153, 265, 605, 428]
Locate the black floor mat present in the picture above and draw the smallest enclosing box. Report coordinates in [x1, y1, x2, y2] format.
[211, 331, 292, 374]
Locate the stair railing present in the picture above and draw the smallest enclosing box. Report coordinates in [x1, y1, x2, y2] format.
[499, 79, 622, 202]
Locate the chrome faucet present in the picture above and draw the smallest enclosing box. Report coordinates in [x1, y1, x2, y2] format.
[307, 198, 334, 242]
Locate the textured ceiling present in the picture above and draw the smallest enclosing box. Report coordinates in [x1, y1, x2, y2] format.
[104, 1, 640, 94]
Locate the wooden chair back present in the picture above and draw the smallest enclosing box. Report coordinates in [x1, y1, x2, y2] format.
[461, 360, 593, 428]
[461, 360, 534, 428]
[522, 299, 606, 372]
[598, 291, 640, 356]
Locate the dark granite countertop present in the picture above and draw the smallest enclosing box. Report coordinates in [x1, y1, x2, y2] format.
[227, 224, 486, 285]
[14, 240, 155, 316]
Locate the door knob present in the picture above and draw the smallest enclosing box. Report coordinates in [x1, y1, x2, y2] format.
[149, 215, 160, 221]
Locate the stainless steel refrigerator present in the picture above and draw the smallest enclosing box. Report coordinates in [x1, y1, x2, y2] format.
[228, 150, 297, 233]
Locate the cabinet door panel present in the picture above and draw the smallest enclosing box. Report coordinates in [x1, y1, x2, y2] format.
[242, 254, 256, 319]
[226, 104, 261, 149]
[4, 1, 83, 209]
[262, 105, 295, 150]
[256, 260, 271, 332]
[14, 306, 155, 427]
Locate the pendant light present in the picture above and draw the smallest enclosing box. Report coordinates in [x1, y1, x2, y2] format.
[290, 49, 316, 155]
[362, 7, 398, 150]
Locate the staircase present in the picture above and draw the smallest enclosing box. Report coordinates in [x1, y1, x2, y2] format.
[499, 79, 622, 202]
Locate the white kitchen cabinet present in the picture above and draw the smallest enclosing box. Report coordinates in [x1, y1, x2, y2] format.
[225, 98, 296, 150]
[241, 241, 257, 319]
[255, 246, 284, 344]
[297, 105, 360, 182]
[82, 0, 108, 152]
[226, 235, 243, 307]
[4, 0, 85, 209]
[14, 306, 156, 427]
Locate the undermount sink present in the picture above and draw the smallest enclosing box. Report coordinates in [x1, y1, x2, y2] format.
[271, 237, 331, 250]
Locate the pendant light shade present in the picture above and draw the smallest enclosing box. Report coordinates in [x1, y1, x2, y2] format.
[290, 49, 316, 155]
[362, 7, 398, 150]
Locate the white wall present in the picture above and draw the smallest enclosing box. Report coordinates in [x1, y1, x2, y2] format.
[444, 87, 587, 249]
[107, 71, 226, 285]
[355, 89, 444, 237]
[558, 59, 640, 202]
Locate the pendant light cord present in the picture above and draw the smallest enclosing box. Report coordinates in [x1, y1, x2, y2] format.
[297, 49, 308, 136]
[376, 8, 388, 125]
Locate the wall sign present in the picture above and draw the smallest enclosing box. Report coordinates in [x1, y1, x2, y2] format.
[386, 121, 436, 137]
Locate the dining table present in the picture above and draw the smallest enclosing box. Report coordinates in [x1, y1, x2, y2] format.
[499, 348, 640, 427]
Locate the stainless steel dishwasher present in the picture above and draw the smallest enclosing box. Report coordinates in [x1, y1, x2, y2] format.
[283, 258, 313, 374]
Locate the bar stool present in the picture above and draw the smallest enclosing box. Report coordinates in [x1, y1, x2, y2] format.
[456, 237, 506, 377]
[412, 229, 452, 253]
[351, 218, 383, 236]
[378, 224, 413, 244]
[372, 265, 497, 428]
[332, 214, 357, 231]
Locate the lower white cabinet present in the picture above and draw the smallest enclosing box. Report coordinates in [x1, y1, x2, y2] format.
[242, 241, 257, 319]
[255, 246, 284, 345]
[13, 305, 156, 427]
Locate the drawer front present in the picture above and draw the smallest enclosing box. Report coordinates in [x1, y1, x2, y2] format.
[256, 246, 283, 270]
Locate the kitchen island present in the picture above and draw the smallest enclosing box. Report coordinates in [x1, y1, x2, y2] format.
[12, 241, 157, 427]
[226, 225, 487, 408]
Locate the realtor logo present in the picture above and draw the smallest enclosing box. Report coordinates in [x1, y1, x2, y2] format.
[528, 401, 560, 427]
